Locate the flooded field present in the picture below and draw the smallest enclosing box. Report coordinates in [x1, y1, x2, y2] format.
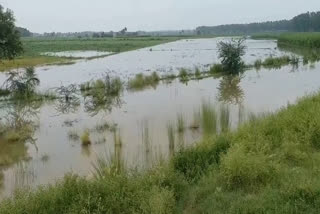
[41, 51, 113, 58]
[0, 38, 319, 198]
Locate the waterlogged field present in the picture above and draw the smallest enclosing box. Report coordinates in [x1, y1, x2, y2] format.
[0, 37, 180, 71]
[0, 38, 320, 198]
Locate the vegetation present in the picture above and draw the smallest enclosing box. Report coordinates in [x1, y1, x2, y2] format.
[3, 67, 40, 97]
[197, 11, 320, 35]
[2, 82, 320, 213]
[209, 63, 224, 74]
[218, 38, 246, 74]
[254, 55, 299, 69]
[0, 5, 23, 60]
[176, 114, 185, 133]
[80, 130, 91, 146]
[81, 75, 123, 97]
[127, 72, 160, 90]
[0, 37, 180, 71]
[201, 101, 217, 137]
[278, 32, 320, 48]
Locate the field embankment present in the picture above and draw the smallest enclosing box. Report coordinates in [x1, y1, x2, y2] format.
[0, 37, 180, 71]
[2, 91, 320, 213]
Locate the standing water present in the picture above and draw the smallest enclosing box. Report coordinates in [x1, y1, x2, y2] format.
[0, 38, 319, 198]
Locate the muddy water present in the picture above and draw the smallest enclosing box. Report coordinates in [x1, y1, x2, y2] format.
[41, 50, 113, 58]
[0, 38, 320, 198]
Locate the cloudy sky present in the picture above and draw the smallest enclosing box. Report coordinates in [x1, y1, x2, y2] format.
[1, 0, 319, 33]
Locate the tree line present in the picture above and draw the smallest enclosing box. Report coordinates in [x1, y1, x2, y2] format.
[196, 11, 320, 35]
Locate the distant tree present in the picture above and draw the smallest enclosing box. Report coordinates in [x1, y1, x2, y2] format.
[119, 27, 127, 35]
[218, 38, 246, 74]
[0, 5, 23, 60]
[16, 27, 32, 37]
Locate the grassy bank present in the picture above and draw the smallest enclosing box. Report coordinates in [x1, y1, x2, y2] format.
[252, 32, 320, 49]
[0, 37, 180, 71]
[1, 91, 320, 213]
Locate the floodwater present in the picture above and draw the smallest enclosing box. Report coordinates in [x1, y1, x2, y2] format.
[0, 38, 320, 198]
[41, 50, 113, 58]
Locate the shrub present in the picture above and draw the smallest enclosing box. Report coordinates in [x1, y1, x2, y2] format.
[217, 38, 246, 73]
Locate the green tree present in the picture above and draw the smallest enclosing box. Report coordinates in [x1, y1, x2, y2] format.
[0, 5, 23, 60]
[218, 38, 246, 74]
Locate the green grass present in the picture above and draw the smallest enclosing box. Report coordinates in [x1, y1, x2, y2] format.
[252, 32, 320, 49]
[127, 72, 160, 90]
[80, 76, 123, 97]
[209, 63, 224, 74]
[254, 55, 299, 69]
[201, 101, 217, 137]
[278, 33, 320, 49]
[0, 37, 180, 71]
[2, 92, 320, 213]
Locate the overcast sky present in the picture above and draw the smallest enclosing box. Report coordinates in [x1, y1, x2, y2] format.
[1, 0, 319, 33]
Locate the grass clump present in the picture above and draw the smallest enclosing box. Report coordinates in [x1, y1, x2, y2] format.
[80, 75, 123, 96]
[201, 101, 217, 136]
[254, 55, 300, 69]
[178, 68, 190, 82]
[194, 67, 201, 79]
[81, 130, 91, 146]
[209, 63, 224, 74]
[128, 72, 160, 90]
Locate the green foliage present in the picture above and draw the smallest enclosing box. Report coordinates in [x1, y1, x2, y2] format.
[178, 68, 189, 82]
[0, 5, 23, 60]
[173, 136, 230, 182]
[209, 63, 224, 74]
[278, 32, 320, 48]
[128, 72, 160, 90]
[197, 11, 320, 36]
[3, 67, 40, 98]
[254, 55, 300, 69]
[217, 38, 246, 73]
[194, 67, 201, 79]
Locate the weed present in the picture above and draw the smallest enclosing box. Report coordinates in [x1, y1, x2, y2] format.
[81, 130, 91, 146]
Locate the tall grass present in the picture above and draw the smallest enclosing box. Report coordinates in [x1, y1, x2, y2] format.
[3, 92, 320, 213]
[219, 105, 230, 133]
[201, 101, 217, 136]
[167, 122, 175, 156]
[254, 55, 300, 69]
[278, 32, 320, 48]
[176, 113, 185, 133]
[127, 72, 160, 90]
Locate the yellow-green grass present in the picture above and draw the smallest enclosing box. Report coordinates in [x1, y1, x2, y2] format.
[0, 56, 71, 72]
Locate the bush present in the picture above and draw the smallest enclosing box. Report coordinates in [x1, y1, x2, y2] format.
[217, 38, 246, 74]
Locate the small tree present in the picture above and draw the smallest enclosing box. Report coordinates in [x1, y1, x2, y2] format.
[4, 67, 40, 97]
[0, 5, 23, 60]
[218, 38, 246, 74]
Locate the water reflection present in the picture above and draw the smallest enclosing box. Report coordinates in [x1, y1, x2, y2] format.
[217, 75, 244, 104]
